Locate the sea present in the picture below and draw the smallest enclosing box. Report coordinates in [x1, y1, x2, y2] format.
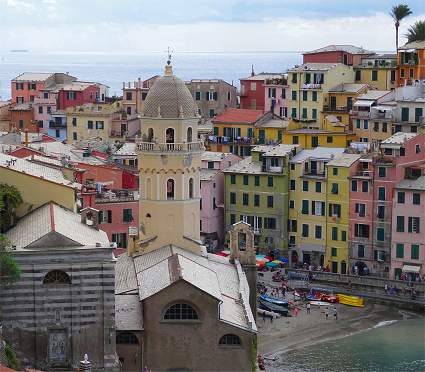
[268, 318, 425, 372]
[0, 51, 302, 100]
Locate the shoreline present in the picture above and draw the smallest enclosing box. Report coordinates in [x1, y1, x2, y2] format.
[258, 302, 422, 360]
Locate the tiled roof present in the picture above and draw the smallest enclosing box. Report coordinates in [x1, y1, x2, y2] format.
[223, 157, 261, 174]
[212, 108, 265, 124]
[326, 153, 361, 167]
[329, 83, 368, 93]
[252, 144, 298, 157]
[12, 72, 54, 82]
[241, 73, 285, 81]
[380, 132, 417, 146]
[304, 44, 373, 55]
[0, 153, 81, 189]
[114, 142, 137, 156]
[5, 202, 110, 249]
[396, 176, 425, 191]
[201, 151, 229, 162]
[290, 147, 345, 163]
[356, 90, 392, 100]
[10, 103, 32, 111]
[288, 63, 339, 72]
[200, 168, 219, 181]
[399, 40, 425, 50]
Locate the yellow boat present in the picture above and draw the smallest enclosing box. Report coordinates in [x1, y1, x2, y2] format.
[337, 293, 364, 307]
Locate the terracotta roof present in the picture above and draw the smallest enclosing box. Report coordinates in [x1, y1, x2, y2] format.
[212, 108, 264, 124]
[304, 44, 373, 55]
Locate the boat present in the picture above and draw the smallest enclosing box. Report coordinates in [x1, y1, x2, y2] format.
[259, 298, 290, 316]
[259, 294, 289, 307]
[306, 287, 338, 303]
[337, 293, 364, 307]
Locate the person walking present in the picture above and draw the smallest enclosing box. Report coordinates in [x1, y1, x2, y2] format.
[325, 307, 329, 320]
[306, 303, 311, 314]
[333, 306, 338, 320]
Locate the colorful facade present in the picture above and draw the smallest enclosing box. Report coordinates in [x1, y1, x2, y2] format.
[354, 54, 397, 91]
[397, 40, 425, 87]
[264, 75, 289, 117]
[303, 44, 374, 66]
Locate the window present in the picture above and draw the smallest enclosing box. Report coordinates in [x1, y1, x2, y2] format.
[267, 196, 273, 208]
[332, 168, 338, 176]
[164, 303, 198, 320]
[268, 176, 273, 187]
[415, 108, 423, 123]
[301, 200, 309, 214]
[289, 200, 294, 209]
[250, 82, 256, 91]
[16, 82, 24, 90]
[302, 181, 309, 191]
[219, 334, 241, 346]
[87, 120, 93, 129]
[291, 73, 297, 83]
[362, 181, 368, 193]
[167, 179, 175, 199]
[289, 180, 296, 192]
[302, 224, 309, 237]
[230, 214, 236, 225]
[372, 70, 378, 81]
[292, 91, 297, 101]
[187, 127, 193, 142]
[312, 91, 317, 101]
[378, 187, 385, 201]
[332, 227, 338, 241]
[189, 178, 194, 198]
[354, 224, 369, 238]
[358, 245, 365, 258]
[396, 244, 404, 259]
[254, 176, 260, 186]
[327, 136, 333, 143]
[230, 192, 236, 204]
[329, 203, 341, 218]
[398, 192, 405, 204]
[72, 132, 77, 140]
[355, 203, 366, 217]
[302, 108, 307, 119]
[67, 91, 76, 100]
[396, 216, 404, 232]
[55, 129, 60, 138]
[230, 175, 236, 184]
[38, 106, 43, 114]
[315, 182, 321, 193]
[331, 248, 337, 257]
[292, 135, 299, 144]
[351, 180, 358, 192]
[126, 92, 133, 100]
[408, 217, 420, 233]
[117, 331, 139, 345]
[96, 121, 104, 130]
[123, 208, 133, 223]
[378, 167, 386, 177]
[254, 194, 260, 207]
[264, 217, 276, 229]
[382, 122, 387, 132]
[195, 91, 201, 100]
[413, 193, 420, 205]
[409, 244, 420, 260]
[269, 88, 276, 98]
[207, 161, 214, 169]
[242, 193, 249, 206]
[43, 270, 71, 284]
[364, 120, 368, 129]
[355, 70, 361, 81]
[401, 107, 409, 122]
[331, 183, 338, 194]
[303, 91, 308, 101]
[377, 205, 385, 219]
[243, 175, 249, 185]
[376, 228, 384, 241]
[315, 225, 322, 239]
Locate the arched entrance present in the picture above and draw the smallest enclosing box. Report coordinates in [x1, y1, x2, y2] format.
[354, 261, 368, 275]
[166, 128, 175, 143]
[187, 127, 193, 142]
[116, 331, 142, 372]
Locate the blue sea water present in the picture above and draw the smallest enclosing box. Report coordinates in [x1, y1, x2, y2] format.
[268, 318, 425, 372]
[0, 51, 302, 100]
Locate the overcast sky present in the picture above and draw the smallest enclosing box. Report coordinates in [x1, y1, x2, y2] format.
[0, 0, 424, 52]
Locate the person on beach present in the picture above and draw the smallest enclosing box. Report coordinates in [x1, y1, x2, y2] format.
[306, 303, 311, 314]
[384, 283, 388, 294]
[333, 306, 337, 320]
[325, 307, 329, 320]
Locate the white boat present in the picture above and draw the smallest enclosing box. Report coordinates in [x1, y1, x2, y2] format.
[309, 300, 330, 306]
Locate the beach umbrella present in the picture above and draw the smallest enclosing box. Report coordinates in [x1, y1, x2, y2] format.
[265, 261, 279, 268]
[272, 260, 282, 264]
[277, 257, 289, 263]
[216, 252, 227, 257]
[265, 256, 273, 262]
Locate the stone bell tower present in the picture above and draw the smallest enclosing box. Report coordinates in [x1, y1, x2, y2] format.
[131, 59, 205, 255]
[229, 221, 257, 319]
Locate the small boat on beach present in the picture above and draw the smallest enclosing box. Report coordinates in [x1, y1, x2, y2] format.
[306, 287, 338, 303]
[259, 295, 290, 316]
[309, 300, 330, 306]
[337, 293, 364, 307]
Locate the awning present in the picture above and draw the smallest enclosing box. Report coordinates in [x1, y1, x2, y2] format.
[374, 105, 393, 111]
[354, 100, 374, 107]
[402, 265, 421, 273]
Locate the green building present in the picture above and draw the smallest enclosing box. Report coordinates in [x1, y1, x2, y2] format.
[224, 144, 300, 255]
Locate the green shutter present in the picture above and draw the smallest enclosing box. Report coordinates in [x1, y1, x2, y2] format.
[396, 244, 404, 258]
[411, 244, 419, 260]
[213, 127, 219, 135]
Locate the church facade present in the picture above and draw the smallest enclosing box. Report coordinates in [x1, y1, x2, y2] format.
[115, 61, 257, 371]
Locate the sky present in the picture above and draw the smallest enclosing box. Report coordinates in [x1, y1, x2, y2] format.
[0, 0, 424, 53]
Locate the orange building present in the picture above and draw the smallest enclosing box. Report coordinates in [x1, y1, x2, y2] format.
[9, 103, 36, 132]
[397, 40, 425, 86]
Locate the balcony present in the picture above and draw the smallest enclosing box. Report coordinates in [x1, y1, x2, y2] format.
[323, 105, 348, 113]
[136, 140, 205, 153]
[302, 170, 326, 179]
[351, 110, 370, 118]
[95, 190, 138, 204]
[49, 120, 66, 128]
[352, 170, 373, 179]
[207, 136, 254, 145]
[268, 166, 283, 173]
[302, 83, 322, 89]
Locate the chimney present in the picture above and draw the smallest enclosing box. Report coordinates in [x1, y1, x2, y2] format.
[138, 77, 142, 89]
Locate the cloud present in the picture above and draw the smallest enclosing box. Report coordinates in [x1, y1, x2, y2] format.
[3, 0, 36, 14]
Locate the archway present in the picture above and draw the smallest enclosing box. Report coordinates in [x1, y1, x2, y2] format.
[187, 127, 193, 142]
[116, 331, 141, 372]
[188, 178, 194, 198]
[166, 128, 175, 143]
[354, 261, 368, 276]
[167, 178, 175, 200]
[148, 128, 154, 142]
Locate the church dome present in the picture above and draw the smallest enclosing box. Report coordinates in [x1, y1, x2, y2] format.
[143, 65, 198, 119]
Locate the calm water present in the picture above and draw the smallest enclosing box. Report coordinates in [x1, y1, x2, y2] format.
[0, 51, 302, 100]
[268, 319, 425, 372]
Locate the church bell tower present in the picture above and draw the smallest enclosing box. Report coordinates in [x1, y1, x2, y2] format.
[132, 60, 204, 255]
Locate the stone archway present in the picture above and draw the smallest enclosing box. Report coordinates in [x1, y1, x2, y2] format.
[116, 331, 142, 372]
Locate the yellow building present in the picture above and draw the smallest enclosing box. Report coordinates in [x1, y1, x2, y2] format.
[0, 153, 80, 217]
[354, 54, 397, 91]
[288, 147, 345, 267]
[66, 102, 122, 143]
[325, 153, 360, 274]
[253, 116, 288, 144]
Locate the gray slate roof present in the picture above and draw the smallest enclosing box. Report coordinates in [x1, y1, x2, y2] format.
[396, 176, 425, 191]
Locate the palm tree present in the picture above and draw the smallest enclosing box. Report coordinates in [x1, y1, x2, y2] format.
[390, 4, 412, 50]
[405, 20, 425, 43]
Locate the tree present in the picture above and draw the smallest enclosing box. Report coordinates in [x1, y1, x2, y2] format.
[405, 20, 425, 43]
[390, 4, 412, 50]
[0, 183, 23, 233]
[0, 234, 20, 285]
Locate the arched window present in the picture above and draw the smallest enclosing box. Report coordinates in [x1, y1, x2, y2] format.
[187, 127, 193, 142]
[188, 178, 194, 198]
[148, 128, 154, 142]
[167, 179, 175, 200]
[116, 331, 139, 345]
[43, 270, 71, 285]
[166, 128, 175, 143]
[219, 334, 241, 346]
[164, 303, 198, 320]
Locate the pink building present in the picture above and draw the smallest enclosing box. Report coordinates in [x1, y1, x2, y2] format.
[391, 176, 425, 280]
[33, 91, 57, 133]
[200, 151, 240, 251]
[264, 75, 288, 117]
[349, 133, 425, 277]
